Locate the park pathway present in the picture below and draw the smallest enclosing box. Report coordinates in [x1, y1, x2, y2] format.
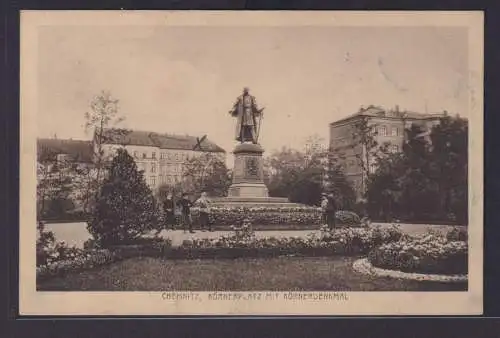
[44, 222, 462, 249]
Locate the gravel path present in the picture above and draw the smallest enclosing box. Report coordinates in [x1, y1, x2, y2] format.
[43, 222, 463, 249]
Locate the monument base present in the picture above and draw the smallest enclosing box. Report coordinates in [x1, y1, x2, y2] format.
[211, 142, 302, 208]
[209, 196, 301, 208]
[228, 183, 269, 198]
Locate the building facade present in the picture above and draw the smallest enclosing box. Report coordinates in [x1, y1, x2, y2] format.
[329, 105, 446, 197]
[37, 130, 226, 193]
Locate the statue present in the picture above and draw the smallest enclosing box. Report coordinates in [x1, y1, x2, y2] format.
[229, 87, 264, 144]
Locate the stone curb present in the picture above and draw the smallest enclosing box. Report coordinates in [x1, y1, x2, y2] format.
[352, 258, 468, 283]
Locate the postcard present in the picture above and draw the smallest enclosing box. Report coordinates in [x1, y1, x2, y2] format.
[20, 10, 483, 315]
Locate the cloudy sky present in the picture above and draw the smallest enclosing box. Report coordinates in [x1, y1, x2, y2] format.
[37, 25, 469, 155]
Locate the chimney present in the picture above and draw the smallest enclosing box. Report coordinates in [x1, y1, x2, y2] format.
[395, 105, 399, 113]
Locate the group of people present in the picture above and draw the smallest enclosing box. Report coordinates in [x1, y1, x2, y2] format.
[321, 193, 337, 230]
[158, 191, 212, 234]
[158, 191, 337, 234]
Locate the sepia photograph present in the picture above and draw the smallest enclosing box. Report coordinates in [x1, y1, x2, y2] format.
[20, 11, 483, 315]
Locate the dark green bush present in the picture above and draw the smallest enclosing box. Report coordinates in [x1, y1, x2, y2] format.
[87, 149, 160, 247]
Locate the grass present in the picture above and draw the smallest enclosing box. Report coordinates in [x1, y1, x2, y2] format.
[37, 256, 467, 292]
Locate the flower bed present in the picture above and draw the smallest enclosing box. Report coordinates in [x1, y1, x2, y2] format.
[37, 221, 173, 280]
[187, 206, 361, 227]
[353, 258, 467, 283]
[367, 232, 468, 275]
[177, 224, 405, 257]
[37, 249, 118, 281]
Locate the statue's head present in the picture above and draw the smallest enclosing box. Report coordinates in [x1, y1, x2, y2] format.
[243, 87, 249, 94]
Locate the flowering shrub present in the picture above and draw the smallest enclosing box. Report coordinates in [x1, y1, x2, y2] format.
[37, 221, 83, 266]
[368, 232, 468, 275]
[230, 218, 255, 240]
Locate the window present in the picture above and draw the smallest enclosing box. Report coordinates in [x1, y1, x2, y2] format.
[390, 144, 399, 153]
[175, 153, 180, 161]
[378, 125, 387, 137]
[133, 151, 138, 158]
[391, 127, 399, 137]
[151, 163, 156, 173]
[369, 162, 377, 174]
[151, 177, 156, 186]
[152, 152, 156, 159]
[142, 152, 147, 159]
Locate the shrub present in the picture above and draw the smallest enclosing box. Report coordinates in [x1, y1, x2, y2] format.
[335, 210, 361, 227]
[87, 148, 160, 247]
[446, 227, 468, 242]
[368, 232, 468, 275]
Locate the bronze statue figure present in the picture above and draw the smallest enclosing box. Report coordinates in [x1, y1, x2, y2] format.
[229, 87, 264, 144]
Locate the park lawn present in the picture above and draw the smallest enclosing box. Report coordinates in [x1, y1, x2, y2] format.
[37, 256, 467, 291]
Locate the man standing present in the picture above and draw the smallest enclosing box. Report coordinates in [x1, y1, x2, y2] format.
[320, 193, 328, 225]
[326, 193, 337, 230]
[179, 193, 194, 233]
[163, 193, 175, 231]
[196, 191, 212, 232]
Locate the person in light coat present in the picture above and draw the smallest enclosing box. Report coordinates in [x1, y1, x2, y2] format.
[196, 191, 212, 232]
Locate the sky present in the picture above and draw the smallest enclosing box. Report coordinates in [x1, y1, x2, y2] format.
[37, 25, 469, 157]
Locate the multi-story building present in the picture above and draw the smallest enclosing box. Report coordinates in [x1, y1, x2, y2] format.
[37, 129, 226, 192]
[97, 129, 226, 190]
[329, 105, 446, 198]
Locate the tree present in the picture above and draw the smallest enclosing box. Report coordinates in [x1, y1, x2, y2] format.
[428, 116, 468, 223]
[87, 148, 159, 246]
[324, 153, 357, 211]
[36, 163, 51, 217]
[182, 153, 231, 197]
[264, 140, 355, 208]
[350, 114, 379, 197]
[265, 147, 308, 199]
[84, 91, 129, 202]
[366, 115, 468, 224]
[37, 157, 76, 219]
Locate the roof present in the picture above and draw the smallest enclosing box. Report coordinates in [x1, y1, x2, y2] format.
[330, 105, 447, 126]
[37, 139, 94, 163]
[99, 128, 226, 153]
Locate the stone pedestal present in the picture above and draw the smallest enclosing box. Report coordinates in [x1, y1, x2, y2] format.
[227, 143, 269, 198]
